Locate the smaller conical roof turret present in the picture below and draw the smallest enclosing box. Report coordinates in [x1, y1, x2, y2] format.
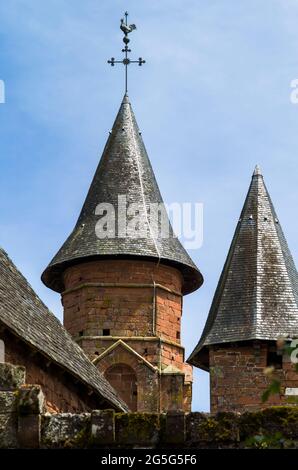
[188, 166, 298, 369]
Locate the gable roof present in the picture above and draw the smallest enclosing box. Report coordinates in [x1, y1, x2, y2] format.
[0, 247, 128, 411]
[93, 339, 158, 372]
[41, 94, 203, 295]
[188, 166, 298, 369]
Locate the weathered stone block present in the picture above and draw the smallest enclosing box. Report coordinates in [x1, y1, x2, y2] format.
[0, 413, 18, 448]
[0, 390, 18, 448]
[18, 414, 40, 448]
[115, 412, 159, 446]
[186, 412, 239, 445]
[0, 391, 17, 413]
[41, 413, 90, 448]
[0, 363, 25, 391]
[91, 409, 115, 445]
[239, 406, 298, 441]
[162, 411, 185, 445]
[17, 385, 44, 415]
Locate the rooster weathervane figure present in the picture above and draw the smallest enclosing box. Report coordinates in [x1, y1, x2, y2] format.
[108, 12, 145, 94]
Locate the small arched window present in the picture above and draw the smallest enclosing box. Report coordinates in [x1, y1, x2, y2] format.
[0, 340, 5, 363]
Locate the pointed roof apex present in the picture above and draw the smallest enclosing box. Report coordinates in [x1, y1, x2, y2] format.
[122, 93, 130, 103]
[253, 164, 262, 177]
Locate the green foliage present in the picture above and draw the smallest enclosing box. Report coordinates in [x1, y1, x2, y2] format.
[193, 412, 238, 442]
[261, 379, 281, 403]
[286, 396, 298, 405]
[115, 412, 160, 446]
[245, 432, 287, 449]
[262, 338, 298, 402]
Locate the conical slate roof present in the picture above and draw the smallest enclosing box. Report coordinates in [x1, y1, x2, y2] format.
[188, 166, 298, 370]
[42, 95, 203, 294]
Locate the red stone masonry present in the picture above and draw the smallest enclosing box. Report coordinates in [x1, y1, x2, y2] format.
[2, 329, 102, 413]
[62, 259, 192, 412]
[210, 341, 298, 413]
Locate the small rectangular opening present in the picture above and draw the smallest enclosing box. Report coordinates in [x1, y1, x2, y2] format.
[79, 331, 84, 337]
[267, 349, 283, 369]
[103, 329, 110, 336]
[176, 331, 180, 340]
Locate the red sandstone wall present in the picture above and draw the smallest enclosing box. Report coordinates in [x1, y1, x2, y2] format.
[155, 289, 182, 343]
[79, 337, 185, 369]
[2, 329, 102, 413]
[62, 259, 192, 412]
[62, 260, 186, 369]
[62, 260, 183, 340]
[210, 342, 298, 413]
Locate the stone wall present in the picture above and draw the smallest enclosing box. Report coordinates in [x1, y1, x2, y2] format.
[95, 343, 159, 412]
[61, 259, 192, 412]
[62, 260, 183, 344]
[210, 341, 298, 413]
[2, 331, 105, 413]
[1, 363, 298, 449]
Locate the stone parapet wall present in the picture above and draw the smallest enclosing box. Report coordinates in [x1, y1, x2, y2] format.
[1, 363, 298, 449]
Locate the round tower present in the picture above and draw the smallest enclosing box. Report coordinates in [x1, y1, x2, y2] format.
[42, 95, 203, 412]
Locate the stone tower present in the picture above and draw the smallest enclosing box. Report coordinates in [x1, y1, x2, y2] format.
[188, 166, 298, 412]
[42, 95, 203, 412]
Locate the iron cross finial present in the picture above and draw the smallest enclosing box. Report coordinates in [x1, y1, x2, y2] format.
[108, 12, 146, 94]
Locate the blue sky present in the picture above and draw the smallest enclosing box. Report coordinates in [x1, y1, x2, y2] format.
[0, 0, 298, 411]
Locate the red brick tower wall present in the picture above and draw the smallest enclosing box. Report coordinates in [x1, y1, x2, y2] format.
[62, 260, 181, 340]
[210, 341, 298, 413]
[61, 259, 192, 412]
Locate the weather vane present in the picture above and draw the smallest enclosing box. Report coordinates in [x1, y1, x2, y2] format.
[108, 12, 146, 94]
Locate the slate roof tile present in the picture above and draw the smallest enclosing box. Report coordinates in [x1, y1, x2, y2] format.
[42, 95, 203, 295]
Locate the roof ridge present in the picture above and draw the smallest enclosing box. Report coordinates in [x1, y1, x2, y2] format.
[126, 99, 161, 260]
[253, 171, 262, 336]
